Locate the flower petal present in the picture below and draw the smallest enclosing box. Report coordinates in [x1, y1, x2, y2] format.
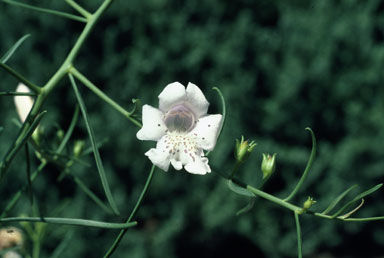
[144, 135, 172, 171]
[14, 83, 34, 123]
[186, 82, 209, 118]
[145, 148, 171, 171]
[136, 105, 167, 141]
[184, 156, 211, 175]
[190, 114, 222, 151]
[158, 82, 187, 112]
[170, 158, 183, 170]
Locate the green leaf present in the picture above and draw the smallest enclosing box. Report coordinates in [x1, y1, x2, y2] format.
[0, 91, 36, 96]
[206, 87, 226, 156]
[236, 198, 256, 216]
[1, 0, 87, 22]
[69, 74, 120, 216]
[284, 127, 317, 201]
[227, 180, 255, 197]
[72, 175, 113, 215]
[0, 216, 137, 229]
[56, 106, 79, 154]
[332, 184, 383, 218]
[321, 184, 358, 215]
[103, 164, 157, 258]
[25, 144, 34, 206]
[0, 62, 41, 93]
[1, 34, 30, 63]
[1, 108, 79, 219]
[0, 110, 46, 183]
[50, 230, 74, 258]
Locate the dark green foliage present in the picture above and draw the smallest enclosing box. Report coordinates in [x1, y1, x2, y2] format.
[1, 0, 384, 257]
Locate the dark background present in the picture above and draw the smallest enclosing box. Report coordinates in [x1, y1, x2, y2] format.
[1, 0, 384, 257]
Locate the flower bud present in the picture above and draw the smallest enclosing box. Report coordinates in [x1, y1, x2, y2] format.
[14, 83, 40, 144]
[73, 140, 85, 157]
[303, 196, 316, 210]
[56, 129, 65, 141]
[0, 227, 23, 250]
[261, 153, 276, 179]
[235, 136, 257, 163]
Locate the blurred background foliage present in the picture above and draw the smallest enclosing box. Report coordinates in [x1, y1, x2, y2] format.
[1, 0, 384, 257]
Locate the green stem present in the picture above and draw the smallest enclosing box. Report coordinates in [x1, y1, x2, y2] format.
[32, 237, 41, 258]
[294, 212, 303, 258]
[69, 66, 142, 128]
[1, 0, 87, 22]
[245, 183, 301, 212]
[103, 165, 156, 258]
[65, 0, 91, 19]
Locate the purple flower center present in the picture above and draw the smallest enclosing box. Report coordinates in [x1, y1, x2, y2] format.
[164, 104, 196, 132]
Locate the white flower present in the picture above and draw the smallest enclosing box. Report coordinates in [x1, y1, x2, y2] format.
[137, 82, 222, 175]
[14, 83, 34, 123]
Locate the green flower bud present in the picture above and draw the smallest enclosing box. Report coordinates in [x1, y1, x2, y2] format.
[235, 136, 257, 163]
[303, 196, 316, 210]
[73, 140, 85, 157]
[56, 129, 65, 141]
[261, 153, 276, 179]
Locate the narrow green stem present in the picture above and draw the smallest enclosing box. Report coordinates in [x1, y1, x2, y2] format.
[294, 212, 303, 258]
[69, 66, 142, 128]
[245, 183, 301, 212]
[103, 165, 156, 258]
[1, 0, 87, 22]
[65, 0, 91, 19]
[32, 238, 41, 258]
[230, 162, 242, 179]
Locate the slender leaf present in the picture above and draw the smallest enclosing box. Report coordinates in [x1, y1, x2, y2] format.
[69, 74, 120, 215]
[236, 198, 256, 216]
[50, 230, 74, 258]
[322, 184, 358, 215]
[206, 87, 226, 156]
[0, 217, 137, 229]
[1, 108, 79, 219]
[72, 175, 113, 215]
[332, 184, 383, 218]
[25, 144, 33, 205]
[227, 180, 255, 197]
[0, 110, 46, 183]
[1, 34, 30, 63]
[1, 0, 87, 22]
[0, 62, 41, 93]
[56, 106, 79, 154]
[70, 67, 142, 128]
[103, 164, 156, 258]
[0, 91, 36, 96]
[284, 127, 317, 201]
